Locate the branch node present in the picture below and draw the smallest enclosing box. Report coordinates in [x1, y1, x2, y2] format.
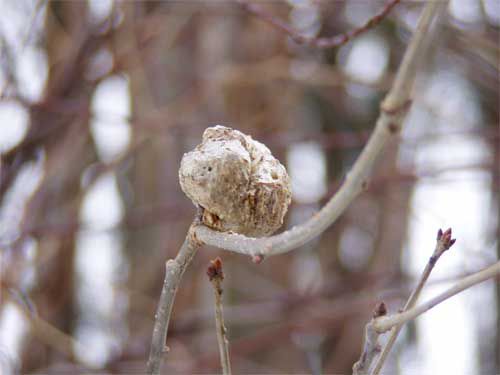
[207, 257, 224, 283]
[373, 301, 387, 318]
[387, 122, 401, 134]
[381, 98, 412, 116]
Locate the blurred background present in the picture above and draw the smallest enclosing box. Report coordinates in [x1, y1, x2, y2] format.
[0, 0, 498, 374]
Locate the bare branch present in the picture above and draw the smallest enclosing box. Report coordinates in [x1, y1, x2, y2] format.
[207, 257, 232, 375]
[371, 228, 456, 374]
[195, 1, 445, 260]
[353, 302, 387, 375]
[146, 222, 203, 375]
[373, 260, 500, 334]
[236, 0, 401, 49]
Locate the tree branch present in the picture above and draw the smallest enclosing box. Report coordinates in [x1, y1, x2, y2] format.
[146, 222, 203, 375]
[195, 1, 444, 260]
[236, 0, 401, 49]
[207, 257, 232, 375]
[353, 302, 388, 375]
[373, 260, 500, 334]
[371, 228, 456, 374]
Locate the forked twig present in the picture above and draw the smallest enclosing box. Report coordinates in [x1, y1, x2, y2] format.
[371, 228, 456, 374]
[354, 259, 500, 375]
[373, 260, 500, 333]
[353, 228, 456, 374]
[236, 0, 401, 49]
[353, 302, 387, 375]
[147, 222, 203, 375]
[207, 257, 232, 375]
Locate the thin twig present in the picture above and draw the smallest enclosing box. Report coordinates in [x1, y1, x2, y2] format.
[373, 260, 500, 333]
[146, 220, 203, 375]
[207, 257, 232, 375]
[371, 228, 456, 374]
[195, 1, 445, 260]
[236, 0, 401, 49]
[353, 302, 387, 375]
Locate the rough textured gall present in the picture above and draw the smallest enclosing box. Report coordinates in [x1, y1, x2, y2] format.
[179, 125, 292, 237]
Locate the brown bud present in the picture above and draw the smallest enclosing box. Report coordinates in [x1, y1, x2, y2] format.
[373, 302, 387, 318]
[207, 257, 224, 282]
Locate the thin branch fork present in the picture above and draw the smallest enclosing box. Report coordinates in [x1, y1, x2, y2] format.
[353, 259, 500, 375]
[371, 228, 456, 374]
[353, 228, 455, 374]
[373, 260, 500, 334]
[352, 302, 388, 375]
[195, 0, 445, 260]
[236, 0, 401, 49]
[207, 257, 232, 375]
[146, 222, 203, 375]
[352, 228, 455, 375]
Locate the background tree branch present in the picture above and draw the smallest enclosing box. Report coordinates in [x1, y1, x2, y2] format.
[195, 0, 445, 260]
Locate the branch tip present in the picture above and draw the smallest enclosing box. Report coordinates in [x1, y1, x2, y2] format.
[207, 257, 224, 282]
[437, 227, 456, 252]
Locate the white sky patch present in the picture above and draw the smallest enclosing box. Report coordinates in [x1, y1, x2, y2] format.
[449, 0, 484, 24]
[0, 156, 44, 246]
[423, 69, 483, 129]
[0, 100, 29, 153]
[482, 0, 500, 26]
[86, 48, 114, 81]
[287, 141, 327, 204]
[0, 303, 29, 373]
[75, 172, 127, 367]
[90, 75, 131, 162]
[15, 46, 48, 101]
[343, 35, 389, 85]
[338, 226, 373, 272]
[88, 0, 114, 24]
[400, 69, 490, 375]
[80, 173, 124, 231]
[75, 230, 125, 367]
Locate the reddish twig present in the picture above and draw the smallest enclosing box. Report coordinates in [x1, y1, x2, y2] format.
[236, 0, 402, 49]
[207, 258, 232, 375]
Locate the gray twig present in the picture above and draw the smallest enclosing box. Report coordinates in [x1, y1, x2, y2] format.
[146, 222, 203, 375]
[353, 302, 387, 375]
[371, 228, 456, 374]
[373, 260, 500, 333]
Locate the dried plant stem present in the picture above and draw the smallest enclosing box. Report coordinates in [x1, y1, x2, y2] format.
[373, 260, 500, 333]
[196, 0, 444, 260]
[236, 0, 401, 49]
[371, 229, 455, 374]
[207, 258, 232, 375]
[147, 223, 202, 375]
